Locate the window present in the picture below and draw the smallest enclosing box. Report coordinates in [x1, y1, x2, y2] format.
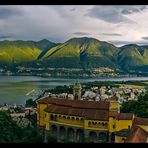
[94, 122, 97, 125]
[113, 125, 115, 128]
[88, 121, 91, 127]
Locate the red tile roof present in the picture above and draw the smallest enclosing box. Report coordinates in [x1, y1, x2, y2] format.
[37, 97, 110, 110]
[133, 117, 148, 126]
[44, 104, 109, 121]
[109, 111, 118, 117]
[117, 113, 134, 120]
[125, 126, 148, 143]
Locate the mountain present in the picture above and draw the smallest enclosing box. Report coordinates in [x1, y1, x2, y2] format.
[0, 39, 57, 65]
[0, 37, 147, 74]
[36, 39, 59, 59]
[118, 44, 148, 72]
[40, 37, 119, 69]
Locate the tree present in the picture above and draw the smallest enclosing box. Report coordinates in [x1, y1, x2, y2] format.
[46, 133, 57, 143]
[25, 98, 37, 108]
[121, 92, 148, 118]
[0, 111, 23, 143]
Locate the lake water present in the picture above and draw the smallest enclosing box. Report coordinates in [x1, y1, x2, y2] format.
[0, 76, 148, 105]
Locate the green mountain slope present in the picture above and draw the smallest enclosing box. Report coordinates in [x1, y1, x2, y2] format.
[36, 39, 59, 59]
[40, 37, 119, 69]
[118, 44, 148, 71]
[0, 39, 57, 65]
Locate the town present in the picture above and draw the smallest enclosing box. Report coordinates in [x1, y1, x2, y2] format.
[1, 81, 148, 143]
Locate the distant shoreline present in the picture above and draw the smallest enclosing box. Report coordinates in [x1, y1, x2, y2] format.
[0, 72, 147, 79]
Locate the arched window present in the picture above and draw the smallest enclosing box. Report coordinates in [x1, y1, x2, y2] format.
[59, 115, 61, 118]
[88, 121, 91, 127]
[98, 132, 107, 142]
[76, 117, 79, 120]
[76, 129, 84, 142]
[92, 122, 95, 125]
[67, 116, 70, 120]
[63, 116, 66, 119]
[89, 131, 97, 143]
[67, 128, 75, 142]
[104, 123, 108, 128]
[72, 117, 75, 120]
[50, 114, 54, 120]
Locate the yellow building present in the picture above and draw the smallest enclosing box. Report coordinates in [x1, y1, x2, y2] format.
[37, 96, 136, 143]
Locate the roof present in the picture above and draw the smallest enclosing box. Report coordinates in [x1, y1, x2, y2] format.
[109, 111, 118, 117]
[115, 128, 130, 137]
[37, 97, 110, 110]
[133, 117, 148, 126]
[125, 126, 148, 143]
[117, 113, 133, 120]
[44, 104, 109, 121]
[110, 96, 118, 101]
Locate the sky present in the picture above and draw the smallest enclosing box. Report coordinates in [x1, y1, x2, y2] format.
[0, 5, 148, 46]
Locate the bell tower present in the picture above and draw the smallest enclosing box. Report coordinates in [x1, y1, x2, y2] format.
[73, 81, 82, 100]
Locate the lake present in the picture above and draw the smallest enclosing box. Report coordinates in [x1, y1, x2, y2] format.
[0, 76, 148, 105]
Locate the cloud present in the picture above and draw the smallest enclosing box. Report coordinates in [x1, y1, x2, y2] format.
[0, 5, 148, 46]
[142, 37, 148, 40]
[0, 35, 12, 39]
[0, 6, 24, 19]
[86, 5, 147, 23]
[108, 40, 148, 46]
[102, 33, 122, 36]
[71, 8, 76, 11]
[121, 5, 147, 15]
[73, 32, 91, 36]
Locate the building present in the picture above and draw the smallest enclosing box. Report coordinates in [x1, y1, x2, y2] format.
[125, 126, 148, 143]
[36, 85, 148, 143]
[36, 96, 136, 143]
[73, 82, 82, 100]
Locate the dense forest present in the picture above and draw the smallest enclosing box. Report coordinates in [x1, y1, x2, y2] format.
[121, 91, 148, 118]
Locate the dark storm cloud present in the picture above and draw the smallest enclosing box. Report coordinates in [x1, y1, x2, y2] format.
[102, 33, 122, 36]
[73, 32, 91, 36]
[121, 6, 147, 15]
[142, 37, 148, 40]
[0, 6, 23, 19]
[87, 5, 147, 23]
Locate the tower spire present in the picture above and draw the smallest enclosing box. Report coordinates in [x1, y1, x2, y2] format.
[73, 80, 82, 100]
